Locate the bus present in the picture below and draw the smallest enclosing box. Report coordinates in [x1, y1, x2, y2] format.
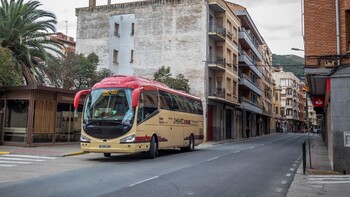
[74, 75, 204, 159]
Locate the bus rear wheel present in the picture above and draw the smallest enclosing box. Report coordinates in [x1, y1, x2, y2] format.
[103, 153, 111, 157]
[181, 134, 194, 152]
[148, 136, 157, 159]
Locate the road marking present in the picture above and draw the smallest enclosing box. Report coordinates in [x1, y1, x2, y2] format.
[275, 187, 283, 193]
[129, 176, 159, 187]
[292, 164, 297, 167]
[234, 150, 241, 153]
[207, 157, 218, 162]
[1, 155, 57, 160]
[249, 146, 255, 149]
[0, 160, 32, 164]
[281, 180, 287, 185]
[0, 164, 16, 167]
[0, 157, 44, 162]
[290, 168, 294, 171]
[286, 173, 292, 177]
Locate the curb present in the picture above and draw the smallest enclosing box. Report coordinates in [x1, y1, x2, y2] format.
[63, 151, 87, 157]
[306, 169, 342, 175]
[0, 152, 10, 155]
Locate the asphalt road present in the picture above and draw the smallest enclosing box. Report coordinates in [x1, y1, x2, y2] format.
[0, 133, 308, 197]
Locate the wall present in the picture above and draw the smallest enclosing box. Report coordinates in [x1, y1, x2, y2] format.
[331, 67, 350, 173]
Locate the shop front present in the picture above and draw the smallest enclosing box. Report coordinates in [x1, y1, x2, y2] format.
[0, 85, 83, 146]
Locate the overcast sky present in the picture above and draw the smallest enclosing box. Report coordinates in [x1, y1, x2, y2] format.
[38, 0, 304, 57]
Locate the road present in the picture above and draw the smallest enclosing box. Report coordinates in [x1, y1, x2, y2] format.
[0, 133, 308, 197]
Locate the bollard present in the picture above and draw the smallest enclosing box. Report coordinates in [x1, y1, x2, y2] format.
[302, 141, 306, 174]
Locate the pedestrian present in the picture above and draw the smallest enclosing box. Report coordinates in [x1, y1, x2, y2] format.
[246, 127, 250, 138]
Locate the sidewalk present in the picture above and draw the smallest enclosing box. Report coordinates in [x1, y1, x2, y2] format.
[287, 134, 350, 197]
[0, 143, 83, 157]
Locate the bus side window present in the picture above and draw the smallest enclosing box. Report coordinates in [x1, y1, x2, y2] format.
[160, 91, 173, 110]
[159, 92, 170, 110]
[138, 90, 158, 124]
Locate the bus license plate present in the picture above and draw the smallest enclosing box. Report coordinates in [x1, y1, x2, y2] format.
[99, 145, 111, 148]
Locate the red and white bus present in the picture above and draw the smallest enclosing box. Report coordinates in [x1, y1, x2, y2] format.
[74, 75, 204, 158]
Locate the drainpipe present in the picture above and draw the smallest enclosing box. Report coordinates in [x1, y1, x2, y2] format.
[336, 0, 340, 65]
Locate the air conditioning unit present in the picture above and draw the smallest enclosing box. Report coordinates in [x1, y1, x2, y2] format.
[324, 60, 336, 68]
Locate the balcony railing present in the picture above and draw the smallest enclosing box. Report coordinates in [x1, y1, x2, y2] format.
[209, 22, 226, 41]
[208, 57, 226, 70]
[239, 96, 263, 114]
[209, 87, 225, 98]
[239, 73, 263, 96]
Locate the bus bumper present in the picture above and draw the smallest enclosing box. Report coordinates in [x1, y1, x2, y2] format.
[80, 142, 149, 153]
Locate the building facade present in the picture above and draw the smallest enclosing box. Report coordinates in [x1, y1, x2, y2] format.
[303, 0, 350, 173]
[272, 67, 305, 133]
[227, 3, 274, 137]
[76, 0, 274, 141]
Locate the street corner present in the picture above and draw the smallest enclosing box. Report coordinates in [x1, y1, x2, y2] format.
[63, 151, 88, 157]
[0, 151, 10, 155]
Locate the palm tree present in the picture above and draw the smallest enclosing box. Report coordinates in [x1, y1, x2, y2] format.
[0, 0, 62, 85]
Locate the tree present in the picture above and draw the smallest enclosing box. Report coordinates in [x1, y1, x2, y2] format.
[153, 66, 190, 93]
[43, 52, 110, 90]
[0, 0, 62, 85]
[0, 47, 23, 86]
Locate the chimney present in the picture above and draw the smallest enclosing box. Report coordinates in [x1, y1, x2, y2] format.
[89, 0, 96, 8]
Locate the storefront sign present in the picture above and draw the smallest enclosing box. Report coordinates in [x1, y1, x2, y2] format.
[313, 96, 325, 107]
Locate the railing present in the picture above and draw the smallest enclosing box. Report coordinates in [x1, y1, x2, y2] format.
[209, 87, 225, 98]
[209, 22, 226, 38]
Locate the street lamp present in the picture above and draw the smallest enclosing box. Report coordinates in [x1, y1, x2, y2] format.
[291, 47, 305, 51]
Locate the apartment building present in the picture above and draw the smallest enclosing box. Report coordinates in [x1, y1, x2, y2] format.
[226, 3, 274, 137]
[272, 68, 305, 133]
[303, 0, 350, 173]
[76, 0, 241, 141]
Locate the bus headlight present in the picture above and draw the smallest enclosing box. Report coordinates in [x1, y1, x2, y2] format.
[120, 134, 135, 143]
[80, 135, 91, 143]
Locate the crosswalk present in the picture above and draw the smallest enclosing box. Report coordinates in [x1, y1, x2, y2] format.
[0, 154, 58, 168]
[308, 175, 350, 184]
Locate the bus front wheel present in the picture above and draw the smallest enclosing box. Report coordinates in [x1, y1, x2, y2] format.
[148, 136, 157, 159]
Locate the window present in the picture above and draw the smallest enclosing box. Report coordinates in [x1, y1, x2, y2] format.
[113, 50, 118, 64]
[131, 23, 134, 36]
[275, 92, 279, 101]
[232, 27, 237, 39]
[275, 107, 279, 114]
[280, 78, 287, 87]
[217, 77, 222, 90]
[233, 81, 237, 96]
[114, 23, 120, 37]
[227, 49, 231, 65]
[130, 50, 134, 63]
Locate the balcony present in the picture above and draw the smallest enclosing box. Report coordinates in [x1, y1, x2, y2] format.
[209, 22, 226, 41]
[239, 96, 263, 114]
[238, 28, 262, 61]
[239, 52, 263, 78]
[208, 57, 226, 71]
[209, 0, 226, 13]
[239, 73, 263, 96]
[209, 87, 225, 99]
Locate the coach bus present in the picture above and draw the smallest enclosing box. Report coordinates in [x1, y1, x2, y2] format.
[73, 75, 204, 158]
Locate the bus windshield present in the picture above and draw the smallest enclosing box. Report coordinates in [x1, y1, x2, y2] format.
[83, 88, 135, 139]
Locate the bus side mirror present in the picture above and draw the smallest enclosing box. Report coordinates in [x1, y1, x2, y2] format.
[74, 89, 91, 109]
[132, 88, 140, 108]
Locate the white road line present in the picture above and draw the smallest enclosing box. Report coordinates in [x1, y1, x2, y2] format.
[129, 176, 159, 187]
[0, 158, 44, 162]
[207, 157, 219, 162]
[0, 164, 17, 167]
[286, 173, 292, 177]
[290, 168, 294, 171]
[249, 146, 255, 149]
[0, 160, 32, 164]
[292, 164, 297, 167]
[281, 180, 287, 185]
[275, 187, 283, 193]
[234, 150, 241, 153]
[1, 155, 57, 159]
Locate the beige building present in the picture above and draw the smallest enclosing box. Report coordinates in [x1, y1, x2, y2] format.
[272, 67, 306, 132]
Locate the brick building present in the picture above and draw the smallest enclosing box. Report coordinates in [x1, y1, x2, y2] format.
[304, 0, 350, 173]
